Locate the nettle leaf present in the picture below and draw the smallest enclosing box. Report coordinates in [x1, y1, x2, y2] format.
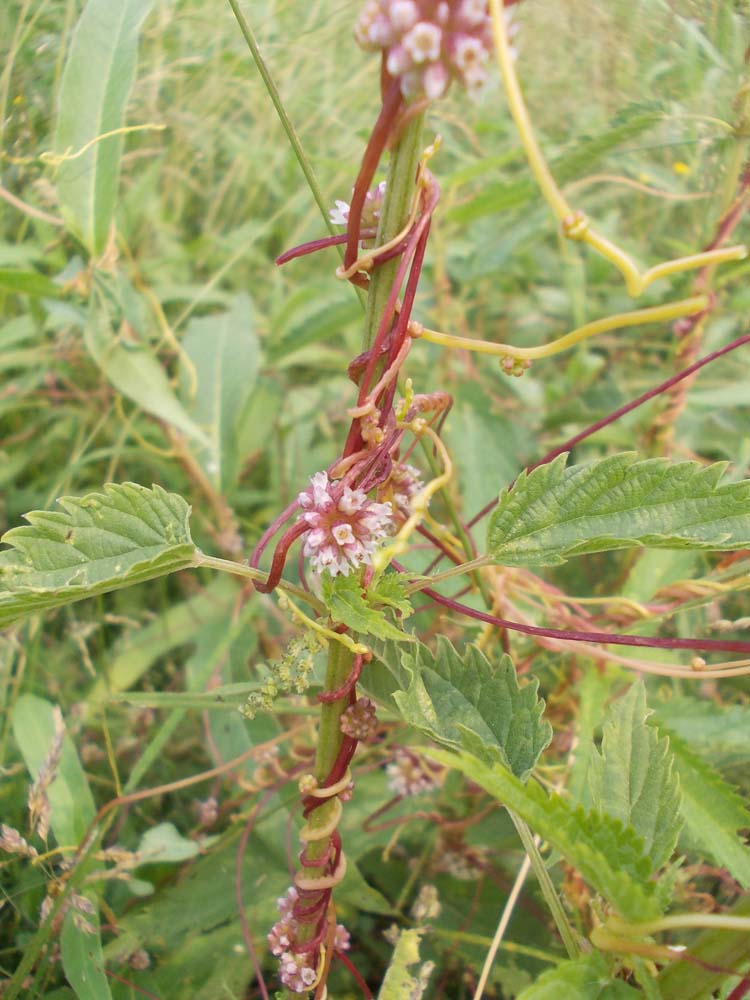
[428, 748, 660, 920]
[588, 682, 682, 872]
[0, 483, 196, 628]
[392, 639, 551, 780]
[369, 572, 413, 618]
[517, 952, 640, 999]
[487, 453, 750, 567]
[321, 574, 414, 642]
[666, 730, 750, 888]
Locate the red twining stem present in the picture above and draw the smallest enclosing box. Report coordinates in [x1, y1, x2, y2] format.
[317, 654, 364, 703]
[249, 497, 300, 571]
[356, 176, 439, 406]
[344, 79, 403, 271]
[276, 229, 377, 267]
[252, 520, 308, 593]
[421, 583, 750, 655]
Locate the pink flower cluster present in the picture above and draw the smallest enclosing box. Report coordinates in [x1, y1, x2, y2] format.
[268, 887, 351, 993]
[297, 472, 394, 577]
[388, 461, 423, 513]
[355, 0, 513, 100]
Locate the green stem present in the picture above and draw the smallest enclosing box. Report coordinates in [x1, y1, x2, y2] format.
[314, 643, 355, 787]
[296, 108, 430, 961]
[509, 810, 582, 960]
[363, 114, 425, 351]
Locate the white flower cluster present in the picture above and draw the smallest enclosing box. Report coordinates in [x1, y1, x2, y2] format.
[298, 471, 394, 577]
[355, 0, 516, 100]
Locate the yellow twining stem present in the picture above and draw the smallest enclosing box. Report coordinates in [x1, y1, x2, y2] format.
[276, 592, 370, 656]
[488, 0, 747, 295]
[373, 422, 453, 572]
[41, 124, 166, 167]
[417, 295, 709, 363]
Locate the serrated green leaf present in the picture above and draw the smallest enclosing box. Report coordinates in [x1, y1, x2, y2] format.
[588, 682, 682, 871]
[0, 483, 196, 628]
[369, 572, 413, 618]
[654, 698, 750, 761]
[428, 748, 660, 920]
[392, 639, 551, 780]
[666, 730, 750, 888]
[517, 951, 640, 999]
[54, 0, 155, 254]
[179, 294, 260, 491]
[487, 453, 750, 567]
[378, 929, 431, 1000]
[321, 574, 414, 642]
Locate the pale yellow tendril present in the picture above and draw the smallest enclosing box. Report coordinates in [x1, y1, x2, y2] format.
[276, 593, 369, 656]
[373, 421, 453, 571]
[416, 295, 709, 363]
[41, 123, 166, 167]
[488, 0, 747, 295]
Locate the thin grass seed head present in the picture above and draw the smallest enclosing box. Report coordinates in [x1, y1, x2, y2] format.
[355, 0, 518, 100]
[0, 824, 38, 858]
[28, 705, 65, 842]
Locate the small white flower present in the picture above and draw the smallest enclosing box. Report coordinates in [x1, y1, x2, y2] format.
[423, 62, 449, 100]
[390, 0, 419, 31]
[386, 43, 413, 77]
[334, 923, 352, 951]
[279, 951, 317, 992]
[459, 0, 488, 27]
[403, 22, 442, 63]
[329, 199, 350, 226]
[452, 35, 485, 74]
